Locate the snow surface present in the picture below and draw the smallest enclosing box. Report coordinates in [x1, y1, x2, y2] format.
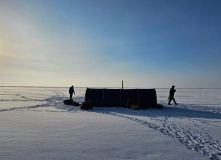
[0, 87, 221, 160]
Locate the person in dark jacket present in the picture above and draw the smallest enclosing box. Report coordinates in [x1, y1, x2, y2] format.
[168, 85, 177, 105]
[69, 85, 75, 100]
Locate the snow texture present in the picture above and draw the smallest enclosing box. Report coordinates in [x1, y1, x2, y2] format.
[0, 87, 221, 160]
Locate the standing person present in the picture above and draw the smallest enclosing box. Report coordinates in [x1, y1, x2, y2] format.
[69, 85, 75, 100]
[168, 85, 177, 105]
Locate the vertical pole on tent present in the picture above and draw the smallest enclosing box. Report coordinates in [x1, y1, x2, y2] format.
[102, 88, 104, 107]
[120, 89, 121, 107]
[122, 80, 123, 90]
[137, 89, 140, 106]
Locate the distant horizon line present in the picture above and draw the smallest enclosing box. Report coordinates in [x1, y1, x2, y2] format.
[0, 86, 220, 89]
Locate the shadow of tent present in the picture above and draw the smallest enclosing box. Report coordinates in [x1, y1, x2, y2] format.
[86, 106, 221, 120]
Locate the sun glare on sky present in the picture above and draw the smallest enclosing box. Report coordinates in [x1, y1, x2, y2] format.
[0, 0, 221, 88]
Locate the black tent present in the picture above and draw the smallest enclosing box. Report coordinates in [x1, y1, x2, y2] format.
[103, 89, 121, 107]
[85, 88, 157, 108]
[84, 88, 104, 107]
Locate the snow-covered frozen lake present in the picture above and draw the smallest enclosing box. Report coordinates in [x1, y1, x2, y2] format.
[0, 87, 221, 160]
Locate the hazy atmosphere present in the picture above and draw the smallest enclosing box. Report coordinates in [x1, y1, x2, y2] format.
[1, 0, 221, 88]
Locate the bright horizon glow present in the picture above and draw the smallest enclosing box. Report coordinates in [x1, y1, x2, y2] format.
[0, 0, 221, 88]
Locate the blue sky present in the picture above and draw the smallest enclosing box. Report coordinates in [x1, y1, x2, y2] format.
[0, 0, 221, 88]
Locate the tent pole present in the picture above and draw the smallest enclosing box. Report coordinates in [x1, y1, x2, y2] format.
[102, 88, 104, 107]
[120, 89, 121, 107]
[122, 80, 123, 90]
[137, 89, 140, 106]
